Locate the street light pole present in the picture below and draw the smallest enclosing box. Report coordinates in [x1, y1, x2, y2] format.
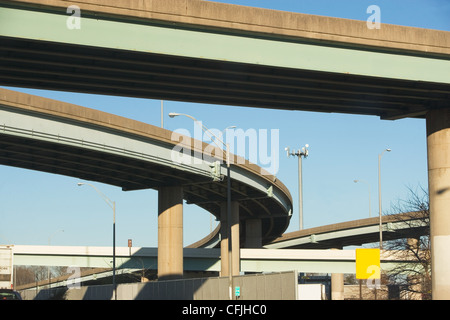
[210, 126, 236, 233]
[112, 201, 116, 299]
[378, 148, 391, 250]
[286, 145, 309, 230]
[226, 143, 232, 300]
[77, 182, 116, 300]
[169, 112, 234, 300]
[169, 112, 233, 300]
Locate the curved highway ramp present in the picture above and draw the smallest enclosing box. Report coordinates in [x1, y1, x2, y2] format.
[0, 88, 292, 245]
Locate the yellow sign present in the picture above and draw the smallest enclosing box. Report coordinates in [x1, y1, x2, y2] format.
[355, 248, 380, 280]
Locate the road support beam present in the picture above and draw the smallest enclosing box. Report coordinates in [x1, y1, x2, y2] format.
[158, 186, 183, 280]
[426, 108, 450, 300]
[331, 273, 344, 300]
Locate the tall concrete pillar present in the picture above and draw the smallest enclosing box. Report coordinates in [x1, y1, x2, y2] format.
[427, 108, 450, 300]
[331, 273, 344, 300]
[158, 186, 183, 280]
[245, 219, 262, 248]
[331, 248, 344, 300]
[220, 201, 240, 276]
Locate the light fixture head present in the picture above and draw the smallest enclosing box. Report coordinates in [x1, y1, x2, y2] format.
[168, 112, 180, 118]
[77, 182, 84, 186]
[285, 147, 290, 157]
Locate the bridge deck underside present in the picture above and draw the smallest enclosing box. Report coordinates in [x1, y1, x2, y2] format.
[277, 226, 428, 249]
[1, 37, 449, 120]
[0, 132, 289, 244]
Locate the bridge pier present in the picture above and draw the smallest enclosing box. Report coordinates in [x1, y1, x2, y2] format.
[331, 248, 344, 300]
[426, 109, 450, 300]
[331, 273, 344, 300]
[157, 186, 183, 280]
[220, 201, 240, 276]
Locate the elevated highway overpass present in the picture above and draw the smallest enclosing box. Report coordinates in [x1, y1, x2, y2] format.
[0, 87, 292, 279]
[0, 0, 449, 298]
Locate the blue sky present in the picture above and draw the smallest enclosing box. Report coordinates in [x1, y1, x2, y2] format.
[0, 1, 448, 248]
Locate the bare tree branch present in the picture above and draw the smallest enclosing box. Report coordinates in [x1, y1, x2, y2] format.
[383, 185, 431, 299]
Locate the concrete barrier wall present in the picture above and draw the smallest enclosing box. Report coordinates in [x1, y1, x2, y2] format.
[20, 271, 298, 300]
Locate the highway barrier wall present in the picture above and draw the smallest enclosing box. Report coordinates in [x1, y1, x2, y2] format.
[20, 271, 298, 300]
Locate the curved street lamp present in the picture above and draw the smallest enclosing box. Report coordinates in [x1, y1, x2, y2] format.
[210, 125, 236, 233]
[77, 182, 116, 300]
[169, 112, 234, 300]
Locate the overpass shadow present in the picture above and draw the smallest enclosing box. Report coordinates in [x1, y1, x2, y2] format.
[55, 275, 215, 300]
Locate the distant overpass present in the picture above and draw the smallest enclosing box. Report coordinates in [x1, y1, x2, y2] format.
[12, 245, 418, 285]
[11, 212, 428, 285]
[188, 212, 428, 249]
[266, 212, 428, 249]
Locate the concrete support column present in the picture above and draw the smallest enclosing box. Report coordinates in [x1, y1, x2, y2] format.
[427, 108, 450, 300]
[158, 186, 183, 280]
[331, 248, 344, 300]
[220, 201, 240, 276]
[245, 219, 262, 248]
[331, 273, 344, 300]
